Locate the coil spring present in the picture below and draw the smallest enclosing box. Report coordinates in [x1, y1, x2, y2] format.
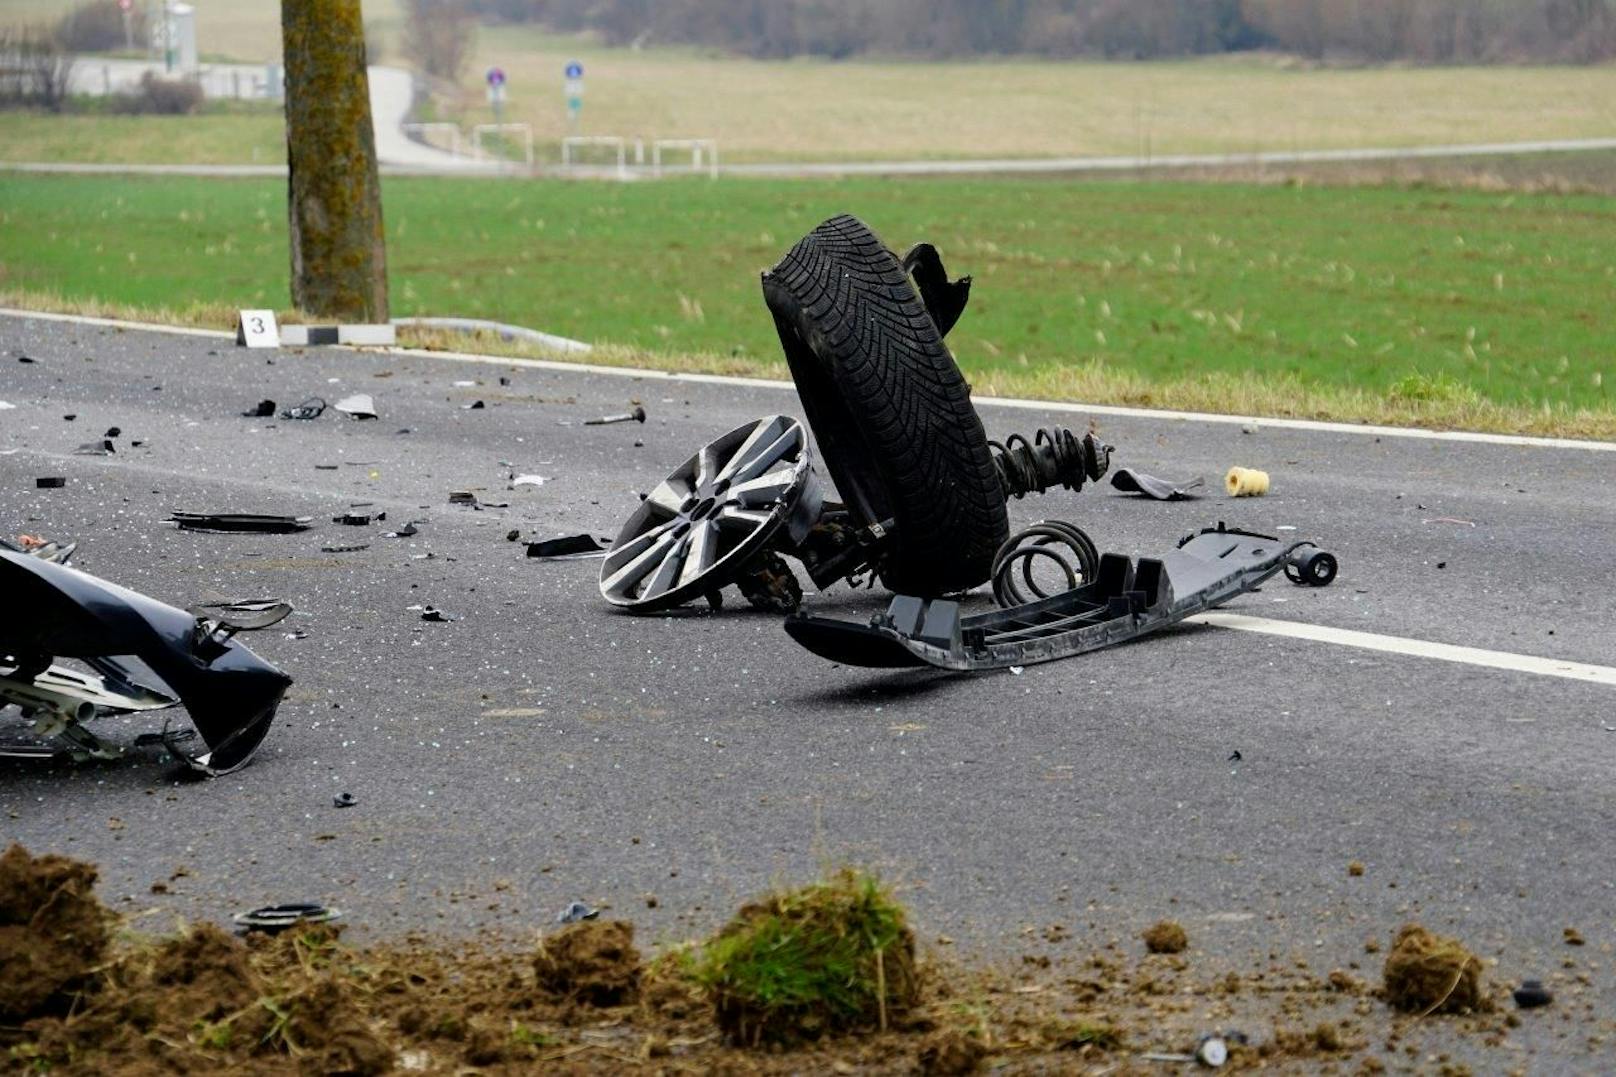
[989, 426, 1111, 500]
[990, 521, 1100, 607]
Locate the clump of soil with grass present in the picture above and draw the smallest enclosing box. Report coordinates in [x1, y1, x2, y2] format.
[0, 842, 111, 1021]
[1141, 919, 1189, 954]
[692, 867, 919, 1046]
[1382, 923, 1488, 1014]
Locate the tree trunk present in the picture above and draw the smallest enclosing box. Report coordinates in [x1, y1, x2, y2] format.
[282, 0, 388, 322]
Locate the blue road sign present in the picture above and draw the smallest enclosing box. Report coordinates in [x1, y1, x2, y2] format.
[564, 61, 583, 79]
[486, 67, 506, 86]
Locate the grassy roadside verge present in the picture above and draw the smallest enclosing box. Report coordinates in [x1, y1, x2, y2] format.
[7, 285, 1612, 441]
[3, 171, 1613, 438]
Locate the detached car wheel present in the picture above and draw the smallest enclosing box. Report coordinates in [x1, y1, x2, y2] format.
[762, 214, 1008, 595]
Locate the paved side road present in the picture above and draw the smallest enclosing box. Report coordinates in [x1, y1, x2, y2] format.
[1, 314, 1612, 1059]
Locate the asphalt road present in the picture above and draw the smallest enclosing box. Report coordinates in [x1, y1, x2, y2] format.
[2, 312, 1613, 1055]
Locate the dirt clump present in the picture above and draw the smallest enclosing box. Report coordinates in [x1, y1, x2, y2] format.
[148, 921, 263, 1022]
[1382, 923, 1488, 1014]
[534, 918, 642, 1006]
[0, 842, 112, 1021]
[917, 1026, 986, 1074]
[1141, 920, 1189, 955]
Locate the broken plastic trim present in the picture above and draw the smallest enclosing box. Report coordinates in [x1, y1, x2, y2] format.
[0, 549, 292, 774]
[783, 524, 1338, 671]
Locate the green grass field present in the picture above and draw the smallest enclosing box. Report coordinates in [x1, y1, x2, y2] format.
[2, 173, 1613, 433]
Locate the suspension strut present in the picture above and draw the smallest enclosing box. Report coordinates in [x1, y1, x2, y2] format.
[989, 426, 1112, 499]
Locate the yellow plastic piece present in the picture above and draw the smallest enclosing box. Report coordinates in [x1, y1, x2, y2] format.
[1225, 466, 1270, 497]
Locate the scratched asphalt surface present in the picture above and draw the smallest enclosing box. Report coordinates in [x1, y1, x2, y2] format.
[2, 313, 1613, 1051]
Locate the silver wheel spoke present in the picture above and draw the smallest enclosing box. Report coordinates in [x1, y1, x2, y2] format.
[717, 505, 773, 530]
[730, 467, 799, 507]
[694, 443, 720, 493]
[645, 478, 691, 517]
[726, 427, 800, 487]
[715, 417, 786, 484]
[678, 520, 720, 587]
[602, 526, 682, 595]
[641, 533, 690, 598]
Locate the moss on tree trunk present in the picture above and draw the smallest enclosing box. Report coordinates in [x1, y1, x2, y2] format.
[281, 0, 387, 322]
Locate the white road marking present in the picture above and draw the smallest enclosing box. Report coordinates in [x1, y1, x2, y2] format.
[1190, 612, 1616, 687]
[3, 307, 1613, 453]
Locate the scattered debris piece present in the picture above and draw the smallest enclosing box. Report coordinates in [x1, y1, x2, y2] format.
[4, 535, 76, 563]
[555, 901, 600, 924]
[35, 476, 66, 489]
[452, 380, 477, 387]
[1423, 517, 1477, 527]
[1111, 468, 1203, 501]
[448, 490, 478, 506]
[1563, 927, 1585, 946]
[1348, 861, 1365, 876]
[1513, 979, 1553, 1009]
[320, 543, 370, 554]
[333, 394, 377, 420]
[385, 523, 420, 538]
[73, 439, 115, 456]
[17, 355, 37, 363]
[1228, 750, 1242, 762]
[1196, 1034, 1230, 1067]
[586, 405, 647, 426]
[279, 397, 326, 420]
[169, 512, 313, 534]
[184, 599, 294, 632]
[332, 512, 383, 526]
[333, 792, 358, 809]
[419, 606, 459, 623]
[527, 534, 609, 560]
[62, 414, 77, 422]
[232, 903, 341, 933]
[1224, 467, 1270, 497]
[242, 399, 277, 418]
[104, 427, 121, 438]
[1382, 924, 1485, 1014]
[1142, 921, 1188, 954]
[0, 551, 291, 775]
[510, 474, 547, 488]
[462, 400, 486, 410]
[0, 401, 15, 410]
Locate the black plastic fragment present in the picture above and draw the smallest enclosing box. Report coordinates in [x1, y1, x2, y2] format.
[333, 792, 358, 808]
[279, 397, 326, 420]
[243, 399, 277, 418]
[169, 512, 314, 534]
[104, 427, 121, 438]
[526, 534, 609, 560]
[1111, 468, 1204, 501]
[419, 606, 459, 622]
[787, 525, 1337, 672]
[1513, 980, 1553, 1009]
[36, 477, 67, 488]
[901, 242, 972, 338]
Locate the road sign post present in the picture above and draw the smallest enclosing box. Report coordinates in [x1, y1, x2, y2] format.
[563, 60, 583, 133]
